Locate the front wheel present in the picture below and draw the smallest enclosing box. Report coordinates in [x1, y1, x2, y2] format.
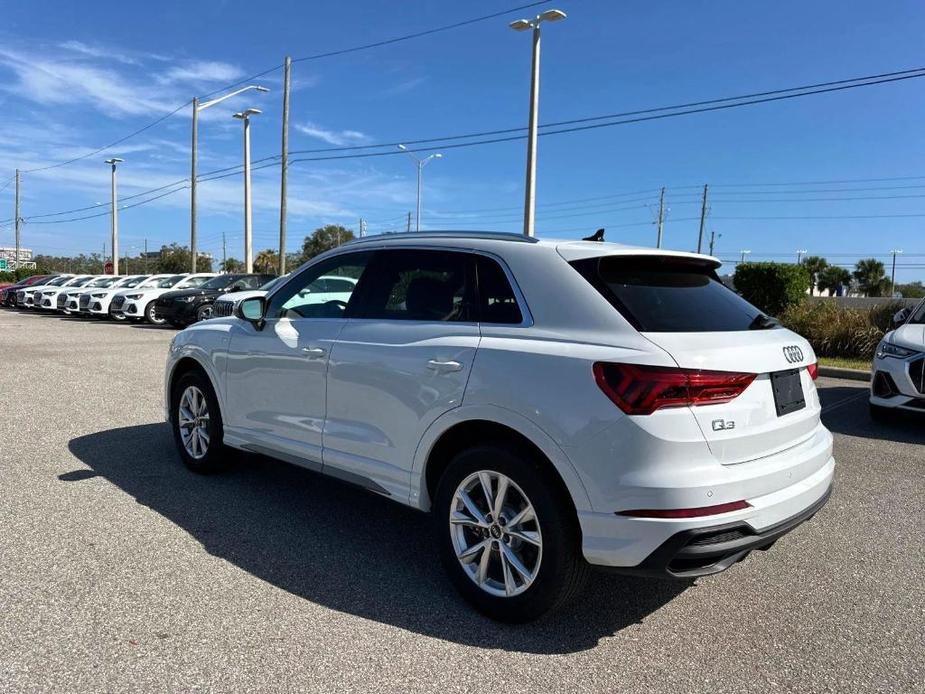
[109, 305, 126, 321]
[195, 303, 214, 322]
[145, 301, 165, 325]
[433, 444, 588, 622]
[170, 370, 227, 473]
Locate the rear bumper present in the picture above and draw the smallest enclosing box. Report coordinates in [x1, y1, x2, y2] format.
[608, 481, 832, 578]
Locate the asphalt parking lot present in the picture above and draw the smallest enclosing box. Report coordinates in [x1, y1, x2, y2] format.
[1, 309, 922, 693]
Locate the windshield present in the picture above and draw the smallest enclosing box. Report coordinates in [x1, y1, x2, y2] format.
[570, 255, 767, 332]
[147, 274, 185, 289]
[909, 300, 925, 325]
[177, 275, 212, 289]
[45, 276, 69, 287]
[86, 277, 117, 288]
[114, 275, 146, 287]
[260, 276, 285, 291]
[65, 276, 93, 288]
[200, 275, 239, 290]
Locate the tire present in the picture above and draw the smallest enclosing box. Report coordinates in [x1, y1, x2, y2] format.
[433, 444, 588, 622]
[869, 402, 891, 422]
[109, 305, 126, 321]
[145, 301, 165, 325]
[195, 303, 214, 322]
[170, 369, 227, 474]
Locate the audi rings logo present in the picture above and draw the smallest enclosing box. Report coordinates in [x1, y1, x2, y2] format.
[783, 345, 804, 363]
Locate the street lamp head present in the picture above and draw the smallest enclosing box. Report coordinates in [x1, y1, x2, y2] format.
[397, 144, 408, 151]
[254, 86, 270, 93]
[233, 108, 262, 119]
[538, 9, 567, 22]
[509, 18, 532, 31]
[104, 158, 124, 165]
[433, 153, 443, 159]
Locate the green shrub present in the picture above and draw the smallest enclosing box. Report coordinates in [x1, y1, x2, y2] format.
[734, 262, 809, 316]
[779, 301, 906, 359]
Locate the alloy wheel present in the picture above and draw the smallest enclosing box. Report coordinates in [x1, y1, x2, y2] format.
[449, 470, 542, 598]
[178, 385, 210, 459]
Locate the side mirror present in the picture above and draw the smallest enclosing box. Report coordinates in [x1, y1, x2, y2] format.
[892, 308, 911, 328]
[236, 296, 266, 330]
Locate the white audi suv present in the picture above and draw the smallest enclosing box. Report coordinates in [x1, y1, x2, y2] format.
[35, 275, 97, 310]
[869, 298, 925, 417]
[78, 274, 153, 319]
[164, 232, 834, 621]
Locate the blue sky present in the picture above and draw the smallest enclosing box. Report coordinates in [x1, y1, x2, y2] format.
[1, 0, 924, 280]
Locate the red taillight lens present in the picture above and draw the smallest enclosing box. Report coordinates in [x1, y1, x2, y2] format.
[618, 500, 751, 518]
[593, 362, 756, 415]
[807, 363, 818, 380]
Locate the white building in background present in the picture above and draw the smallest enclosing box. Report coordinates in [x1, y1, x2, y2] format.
[0, 247, 33, 268]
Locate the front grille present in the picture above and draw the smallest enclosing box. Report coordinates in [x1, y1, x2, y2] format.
[56, 294, 67, 308]
[111, 295, 126, 310]
[213, 301, 234, 318]
[909, 357, 925, 395]
[78, 295, 91, 309]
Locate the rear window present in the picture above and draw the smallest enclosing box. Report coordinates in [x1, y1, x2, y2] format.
[570, 256, 766, 332]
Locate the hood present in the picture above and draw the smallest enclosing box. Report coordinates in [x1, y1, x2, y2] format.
[215, 289, 266, 303]
[159, 287, 223, 301]
[887, 324, 925, 351]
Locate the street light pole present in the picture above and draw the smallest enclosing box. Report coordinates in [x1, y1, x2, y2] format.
[105, 158, 124, 275]
[397, 145, 442, 231]
[279, 56, 291, 276]
[190, 85, 269, 272]
[740, 249, 751, 264]
[13, 169, 20, 271]
[234, 108, 262, 272]
[510, 8, 567, 237]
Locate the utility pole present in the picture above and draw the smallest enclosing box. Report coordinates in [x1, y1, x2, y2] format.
[190, 96, 199, 273]
[696, 184, 708, 253]
[890, 249, 903, 297]
[102, 242, 106, 273]
[278, 56, 291, 276]
[105, 158, 123, 275]
[406, 211, 412, 232]
[222, 232, 227, 271]
[144, 238, 149, 273]
[708, 230, 721, 256]
[655, 187, 666, 248]
[359, 218, 366, 238]
[13, 169, 20, 271]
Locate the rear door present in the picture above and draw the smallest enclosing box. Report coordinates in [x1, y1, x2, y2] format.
[568, 253, 820, 465]
[322, 249, 481, 498]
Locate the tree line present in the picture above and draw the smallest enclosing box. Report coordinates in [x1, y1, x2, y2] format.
[799, 255, 923, 298]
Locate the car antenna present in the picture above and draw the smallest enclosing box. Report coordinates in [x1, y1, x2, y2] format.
[583, 228, 605, 242]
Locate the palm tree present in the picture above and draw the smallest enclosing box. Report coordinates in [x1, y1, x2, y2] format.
[801, 256, 828, 293]
[253, 249, 279, 274]
[817, 266, 851, 296]
[853, 258, 888, 297]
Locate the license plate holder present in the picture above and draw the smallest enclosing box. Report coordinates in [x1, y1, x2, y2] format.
[771, 368, 805, 416]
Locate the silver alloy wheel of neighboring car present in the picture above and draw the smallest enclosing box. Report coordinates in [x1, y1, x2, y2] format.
[197, 304, 213, 321]
[146, 302, 165, 324]
[449, 470, 543, 598]
[178, 385, 210, 459]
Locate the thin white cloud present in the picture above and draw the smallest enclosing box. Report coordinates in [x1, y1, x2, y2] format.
[58, 40, 139, 65]
[158, 61, 244, 85]
[382, 76, 427, 96]
[295, 121, 368, 146]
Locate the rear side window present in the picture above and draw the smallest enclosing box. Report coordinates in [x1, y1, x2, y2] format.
[352, 250, 474, 322]
[570, 256, 765, 332]
[476, 256, 523, 325]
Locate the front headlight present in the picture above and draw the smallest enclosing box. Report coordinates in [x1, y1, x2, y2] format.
[876, 341, 919, 359]
[125, 293, 143, 300]
[179, 296, 197, 303]
[91, 292, 107, 298]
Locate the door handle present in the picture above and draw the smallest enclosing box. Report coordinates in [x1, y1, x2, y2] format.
[427, 359, 463, 373]
[302, 347, 327, 359]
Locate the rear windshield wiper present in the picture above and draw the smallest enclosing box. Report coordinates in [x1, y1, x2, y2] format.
[748, 313, 780, 330]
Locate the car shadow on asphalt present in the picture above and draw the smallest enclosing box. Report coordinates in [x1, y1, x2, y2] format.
[819, 385, 925, 445]
[67, 423, 687, 654]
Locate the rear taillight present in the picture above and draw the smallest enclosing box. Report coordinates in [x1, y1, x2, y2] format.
[807, 363, 818, 380]
[593, 362, 756, 415]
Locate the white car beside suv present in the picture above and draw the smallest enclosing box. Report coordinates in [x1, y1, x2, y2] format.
[164, 231, 834, 621]
[869, 298, 925, 417]
[62, 275, 144, 314]
[115, 273, 217, 323]
[35, 275, 97, 310]
[78, 274, 156, 319]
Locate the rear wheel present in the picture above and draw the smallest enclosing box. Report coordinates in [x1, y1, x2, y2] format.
[145, 301, 165, 325]
[433, 444, 588, 622]
[170, 369, 227, 473]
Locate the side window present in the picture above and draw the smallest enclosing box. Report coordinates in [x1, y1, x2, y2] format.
[476, 256, 523, 324]
[353, 250, 475, 322]
[268, 252, 372, 319]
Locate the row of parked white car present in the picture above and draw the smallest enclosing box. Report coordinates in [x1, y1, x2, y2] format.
[11, 272, 220, 323]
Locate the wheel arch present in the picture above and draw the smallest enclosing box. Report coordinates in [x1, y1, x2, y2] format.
[165, 350, 226, 423]
[413, 407, 593, 517]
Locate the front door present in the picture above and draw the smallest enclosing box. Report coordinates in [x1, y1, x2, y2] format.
[223, 251, 372, 466]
